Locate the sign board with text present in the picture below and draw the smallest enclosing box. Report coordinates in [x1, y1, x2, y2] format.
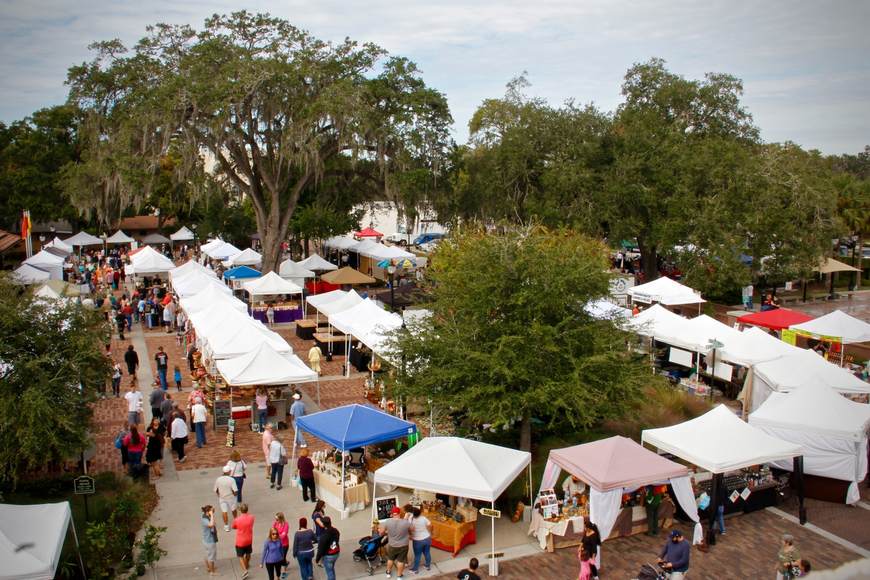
[74, 476, 95, 495]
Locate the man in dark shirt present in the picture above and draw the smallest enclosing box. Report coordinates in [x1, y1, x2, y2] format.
[457, 557, 481, 580]
[658, 530, 690, 579]
[154, 346, 169, 391]
[124, 345, 139, 378]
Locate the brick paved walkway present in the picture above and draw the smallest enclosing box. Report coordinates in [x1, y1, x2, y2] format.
[429, 509, 862, 579]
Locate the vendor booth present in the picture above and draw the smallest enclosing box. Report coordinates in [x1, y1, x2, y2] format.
[63, 231, 103, 248]
[0, 501, 85, 580]
[180, 285, 247, 315]
[243, 271, 304, 323]
[223, 265, 261, 290]
[278, 259, 315, 288]
[169, 226, 195, 242]
[141, 233, 170, 246]
[224, 247, 263, 268]
[204, 241, 241, 261]
[749, 387, 870, 504]
[790, 310, 870, 364]
[642, 405, 805, 544]
[170, 259, 216, 280]
[298, 253, 338, 272]
[320, 266, 376, 286]
[627, 276, 705, 313]
[736, 308, 814, 331]
[44, 236, 73, 254]
[537, 436, 701, 551]
[373, 436, 531, 574]
[329, 298, 404, 375]
[172, 270, 232, 298]
[22, 250, 65, 280]
[13, 263, 51, 284]
[291, 404, 417, 515]
[127, 245, 175, 276]
[106, 230, 135, 245]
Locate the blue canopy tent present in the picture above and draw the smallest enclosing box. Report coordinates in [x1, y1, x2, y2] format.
[222, 265, 261, 280]
[291, 403, 417, 514]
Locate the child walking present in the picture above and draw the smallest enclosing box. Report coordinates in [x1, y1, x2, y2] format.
[173, 366, 183, 391]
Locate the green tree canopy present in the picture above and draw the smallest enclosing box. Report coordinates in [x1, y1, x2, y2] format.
[0, 276, 109, 483]
[64, 11, 452, 271]
[389, 226, 648, 451]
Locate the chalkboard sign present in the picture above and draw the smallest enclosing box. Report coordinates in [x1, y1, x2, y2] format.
[213, 400, 231, 429]
[375, 495, 399, 521]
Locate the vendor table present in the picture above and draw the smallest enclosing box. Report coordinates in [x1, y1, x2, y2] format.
[251, 305, 302, 324]
[296, 319, 318, 340]
[609, 499, 675, 539]
[528, 512, 585, 552]
[422, 510, 476, 556]
[313, 470, 369, 513]
[314, 333, 348, 356]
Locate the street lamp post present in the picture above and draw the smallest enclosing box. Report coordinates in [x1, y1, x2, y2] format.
[192, 223, 198, 257]
[100, 232, 108, 257]
[387, 264, 397, 311]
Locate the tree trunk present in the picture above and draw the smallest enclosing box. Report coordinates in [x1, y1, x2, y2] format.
[260, 228, 283, 274]
[637, 237, 659, 282]
[519, 413, 532, 452]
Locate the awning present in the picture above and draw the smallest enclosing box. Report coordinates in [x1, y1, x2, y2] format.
[790, 310, 870, 344]
[105, 230, 135, 244]
[63, 232, 102, 246]
[737, 308, 814, 331]
[169, 226, 195, 241]
[815, 257, 861, 274]
[296, 404, 416, 450]
[320, 266, 375, 285]
[297, 253, 338, 271]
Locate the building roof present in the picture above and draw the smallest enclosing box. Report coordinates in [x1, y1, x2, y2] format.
[0, 229, 22, 253]
[30, 221, 73, 234]
[115, 216, 177, 231]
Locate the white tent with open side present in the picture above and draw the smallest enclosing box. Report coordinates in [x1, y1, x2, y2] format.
[717, 326, 801, 367]
[0, 501, 84, 580]
[215, 342, 316, 386]
[180, 286, 248, 315]
[169, 259, 217, 281]
[199, 238, 224, 253]
[624, 303, 688, 337]
[202, 318, 292, 359]
[243, 271, 303, 297]
[106, 230, 134, 244]
[278, 259, 315, 285]
[652, 314, 743, 354]
[329, 298, 404, 371]
[203, 241, 241, 260]
[127, 245, 175, 275]
[373, 436, 531, 575]
[23, 250, 64, 280]
[13, 263, 51, 284]
[63, 231, 102, 247]
[323, 236, 358, 251]
[171, 271, 232, 298]
[298, 253, 338, 271]
[628, 276, 705, 306]
[790, 309, 870, 344]
[749, 387, 870, 504]
[43, 236, 73, 253]
[169, 226, 195, 241]
[316, 289, 363, 319]
[224, 247, 262, 267]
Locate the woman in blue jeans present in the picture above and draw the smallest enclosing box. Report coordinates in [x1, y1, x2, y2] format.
[315, 516, 340, 580]
[292, 517, 316, 580]
[409, 507, 434, 573]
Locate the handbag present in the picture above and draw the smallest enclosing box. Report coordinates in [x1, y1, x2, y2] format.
[280, 453, 289, 466]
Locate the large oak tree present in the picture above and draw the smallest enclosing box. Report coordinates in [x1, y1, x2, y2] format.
[64, 12, 451, 271]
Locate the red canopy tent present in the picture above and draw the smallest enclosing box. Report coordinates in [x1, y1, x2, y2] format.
[737, 308, 814, 331]
[354, 227, 383, 239]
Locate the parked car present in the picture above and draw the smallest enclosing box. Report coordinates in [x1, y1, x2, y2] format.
[413, 232, 445, 246]
[385, 232, 413, 245]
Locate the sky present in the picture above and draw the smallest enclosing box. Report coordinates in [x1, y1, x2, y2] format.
[1, 0, 868, 154]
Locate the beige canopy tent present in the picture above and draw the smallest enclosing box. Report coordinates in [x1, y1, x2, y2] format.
[815, 257, 861, 274]
[320, 266, 376, 285]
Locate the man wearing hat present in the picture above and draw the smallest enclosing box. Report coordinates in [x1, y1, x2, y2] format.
[658, 530, 690, 579]
[379, 506, 412, 579]
[290, 392, 307, 447]
[214, 465, 239, 532]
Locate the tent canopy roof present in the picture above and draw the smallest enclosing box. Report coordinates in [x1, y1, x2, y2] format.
[749, 387, 870, 442]
[316, 289, 362, 317]
[642, 404, 803, 473]
[105, 230, 134, 244]
[355, 226, 383, 238]
[63, 231, 103, 246]
[323, 236, 358, 250]
[374, 437, 531, 503]
[199, 238, 224, 253]
[204, 241, 241, 260]
[815, 257, 861, 274]
[169, 226, 195, 241]
[222, 265, 261, 280]
[790, 310, 870, 344]
[737, 308, 814, 331]
[306, 289, 347, 309]
[43, 236, 72, 253]
[0, 501, 71, 580]
[225, 247, 262, 267]
[169, 259, 216, 280]
[172, 271, 232, 297]
[585, 299, 631, 320]
[24, 250, 65, 267]
[297, 253, 338, 271]
[128, 245, 175, 274]
[628, 277, 705, 305]
[243, 271, 303, 296]
[278, 259, 315, 279]
[320, 266, 375, 285]
[753, 347, 870, 394]
[140, 233, 171, 245]
[625, 303, 688, 338]
[215, 342, 316, 386]
[296, 404, 416, 450]
[548, 436, 687, 491]
[13, 264, 50, 284]
[717, 326, 799, 367]
[180, 286, 247, 314]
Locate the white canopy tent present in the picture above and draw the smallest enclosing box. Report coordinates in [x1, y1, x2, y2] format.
[13, 263, 51, 284]
[749, 388, 870, 504]
[373, 437, 531, 575]
[329, 299, 403, 373]
[199, 238, 224, 253]
[180, 286, 248, 315]
[105, 230, 134, 244]
[717, 326, 800, 367]
[352, 240, 416, 261]
[653, 314, 743, 354]
[628, 276, 705, 307]
[169, 226, 195, 241]
[305, 289, 347, 324]
[747, 348, 870, 411]
[243, 271, 303, 297]
[323, 236, 358, 251]
[224, 247, 262, 267]
[202, 319, 292, 359]
[63, 231, 103, 247]
[43, 236, 73, 253]
[215, 342, 316, 386]
[203, 241, 241, 260]
[642, 404, 804, 474]
[23, 250, 64, 280]
[127, 245, 175, 275]
[171, 271, 232, 298]
[318, 289, 363, 319]
[169, 259, 217, 281]
[0, 501, 84, 580]
[624, 303, 688, 337]
[298, 253, 338, 271]
[790, 310, 870, 344]
[278, 259, 315, 286]
[584, 299, 631, 320]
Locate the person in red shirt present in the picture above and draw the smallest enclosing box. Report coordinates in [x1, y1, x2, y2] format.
[232, 502, 255, 579]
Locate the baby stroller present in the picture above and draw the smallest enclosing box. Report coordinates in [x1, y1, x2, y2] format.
[636, 562, 668, 580]
[352, 533, 387, 575]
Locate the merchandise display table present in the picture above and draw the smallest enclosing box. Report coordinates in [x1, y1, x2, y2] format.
[296, 319, 318, 340]
[314, 333, 348, 356]
[528, 512, 585, 552]
[313, 470, 369, 513]
[251, 303, 302, 324]
[422, 510, 476, 556]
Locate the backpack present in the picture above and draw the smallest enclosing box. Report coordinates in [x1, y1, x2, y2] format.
[114, 431, 126, 449]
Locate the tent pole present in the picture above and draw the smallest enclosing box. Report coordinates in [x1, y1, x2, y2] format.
[341, 451, 347, 515]
[70, 511, 87, 578]
[490, 500, 498, 576]
[794, 456, 807, 524]
[315, 377, 321, 408]
[528, 464, 533, 508]
[290, 426, 298, 487]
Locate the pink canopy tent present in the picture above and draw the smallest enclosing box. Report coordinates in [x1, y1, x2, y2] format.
[540, 436, 702, 545]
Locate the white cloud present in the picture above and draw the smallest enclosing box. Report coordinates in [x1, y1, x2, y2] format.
[0, 0, 868, 154]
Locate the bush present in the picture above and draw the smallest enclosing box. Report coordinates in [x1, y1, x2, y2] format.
[602, 381, 711, 441]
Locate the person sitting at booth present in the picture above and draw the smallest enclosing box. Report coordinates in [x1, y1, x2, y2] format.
[562, 474, 586, 500]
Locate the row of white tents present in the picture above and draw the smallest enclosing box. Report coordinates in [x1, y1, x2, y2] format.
[324, 236, 417, 261]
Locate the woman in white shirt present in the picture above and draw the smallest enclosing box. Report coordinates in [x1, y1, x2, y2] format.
[268, 436, 287, 490]
[408, 506, 434, 573]
[170, 414, 189, 463]
[226, 450, 247, 502]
